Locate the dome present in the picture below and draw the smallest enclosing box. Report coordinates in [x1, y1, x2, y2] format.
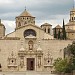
[41, 23, 52, 26]
[18, 10, 35, 17]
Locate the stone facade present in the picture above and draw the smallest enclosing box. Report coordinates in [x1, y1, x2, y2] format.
[0, 19, 5, 38]
[65, 8, 75, 39]
[0, 9, 74, 73]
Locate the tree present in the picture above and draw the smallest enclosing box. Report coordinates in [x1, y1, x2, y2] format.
[58, 30, 60, 39]
[54, 28, 57, 38]
[53, 58, 68, 73]
[54, 41, 75, 74]
[64, 41, 75, 71]
[62, 19, 66, 40]
[53, 58, 73, 73]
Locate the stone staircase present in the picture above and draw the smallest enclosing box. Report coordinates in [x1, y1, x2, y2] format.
[0, 71, 57, 75]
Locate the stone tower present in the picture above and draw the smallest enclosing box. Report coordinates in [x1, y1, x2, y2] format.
[0, 19, 5, 38]
[70, 8, 75, 22]
[15, 9, 35, 29]
[41, 23, 52, 35]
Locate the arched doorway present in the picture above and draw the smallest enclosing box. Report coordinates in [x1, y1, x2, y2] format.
[27, 58, 35, 70]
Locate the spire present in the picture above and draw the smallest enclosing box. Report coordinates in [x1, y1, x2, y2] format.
[73, 0, 75, 9]
[73, 0, 74, 9]
[25, 6, 26, 11]
[19, 9, 34, 17]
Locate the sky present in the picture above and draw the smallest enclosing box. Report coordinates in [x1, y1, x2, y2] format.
[0, 0, 74, 34]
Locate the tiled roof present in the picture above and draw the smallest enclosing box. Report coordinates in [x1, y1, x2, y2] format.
[55, 25, 62, 28]
[19, 10, 34, 17]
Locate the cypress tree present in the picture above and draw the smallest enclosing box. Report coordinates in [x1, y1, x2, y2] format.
[54, 28, 57, 38]
[58, 30, 60, 39]
[62, 19, 66, 40]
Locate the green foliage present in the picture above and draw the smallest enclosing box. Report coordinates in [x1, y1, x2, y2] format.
[54, 41, 75, 73]
[53, 58, 68, 73]
[63, 41, 75, 72]
[65, 41, 75, 57]
[54, 28, 57, 38]
[62, 19, 66, 40]
[53, 57, 73, 73]
[65, 63, 73, 73]
[58, 30, 60, 39]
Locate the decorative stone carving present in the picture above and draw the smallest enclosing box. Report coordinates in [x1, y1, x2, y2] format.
[7, 51, 17, 68]
[44, 51, 53, 67]
[20, 57, 24, 68]
[38, 56, 41, 67]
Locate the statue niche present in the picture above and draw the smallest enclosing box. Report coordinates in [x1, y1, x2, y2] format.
[28, 40, 34, 50]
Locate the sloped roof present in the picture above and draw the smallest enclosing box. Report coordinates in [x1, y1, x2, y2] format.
[0, 23, 4, 26]
[66, 21, 75, 26]
[71, 8, 75, 12]
[18, 10, 34, 17]
[41, 23, 52, 26]
[55, 25, 62, 28]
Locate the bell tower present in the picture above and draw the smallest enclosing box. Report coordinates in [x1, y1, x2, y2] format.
[70, 8, 75, 22]
[15, 9, 35, 29]
[41, 23, 52, 35]
[69, 1, 75, 22]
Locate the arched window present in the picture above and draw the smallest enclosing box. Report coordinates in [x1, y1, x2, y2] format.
[18, 22, 21, 27]
[72, 17, 73, 20]
[24, 21, 27, 25]
[48, 28, 50, 33]
[24, 29, 36, 37]
[44, 28, 46, 32]
[28, 40, 34, 50]
[0, 64, 1, 68]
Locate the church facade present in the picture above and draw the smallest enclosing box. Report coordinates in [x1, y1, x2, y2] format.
[0, 8, 74, 73]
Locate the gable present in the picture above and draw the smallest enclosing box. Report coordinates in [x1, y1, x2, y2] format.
[6, 24, 54, 40]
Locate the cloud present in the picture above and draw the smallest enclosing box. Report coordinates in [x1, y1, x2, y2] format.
[2, 20, 15, 34]
[0, 0, 13, 4]
[0, 0, 73, 34]
[0, 0, 73, 20]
